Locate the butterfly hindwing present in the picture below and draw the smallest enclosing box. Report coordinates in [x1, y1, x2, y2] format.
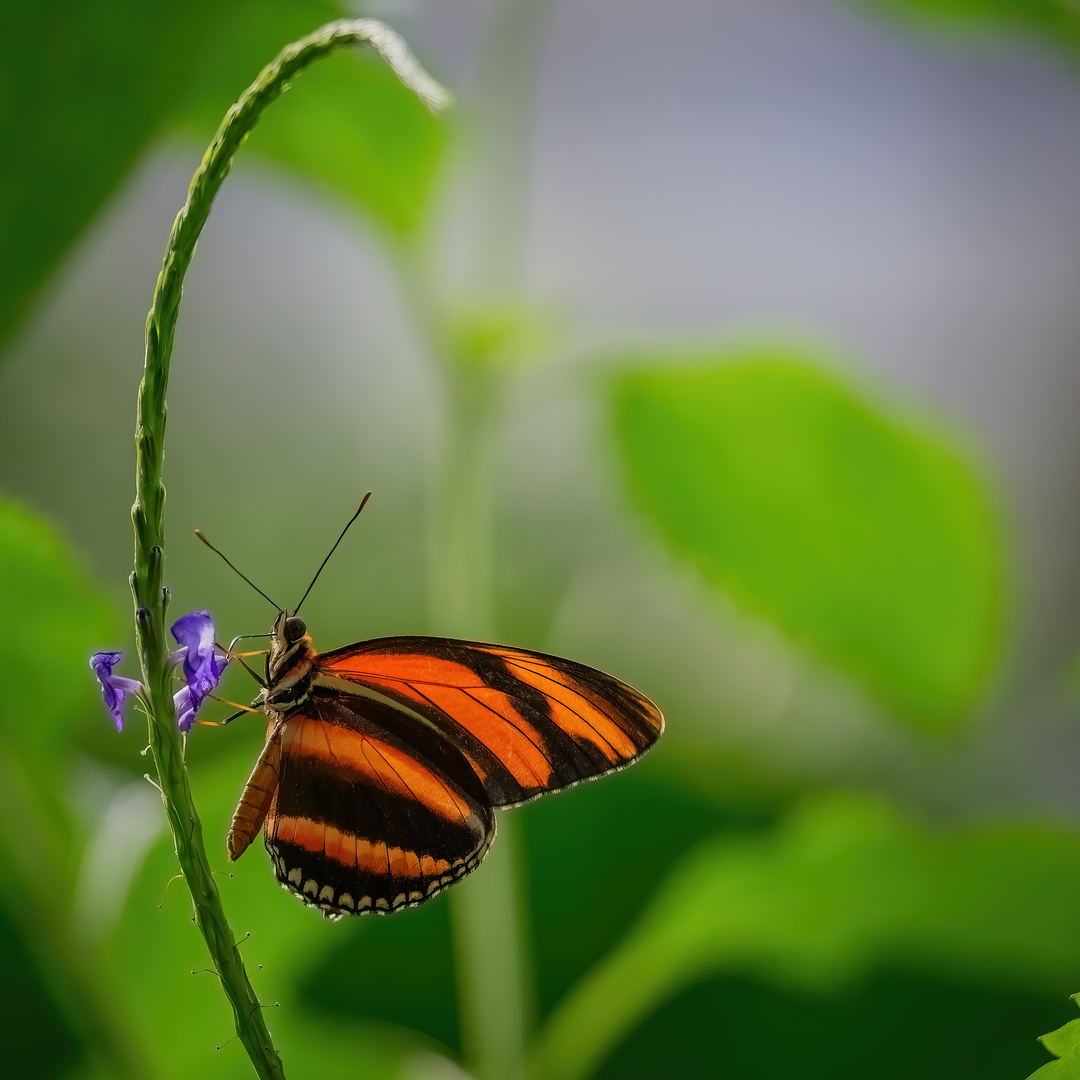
[264, 689, 495, 917]
[314, 636, 665, 807]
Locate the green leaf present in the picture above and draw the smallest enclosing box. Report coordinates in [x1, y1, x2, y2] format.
[851, 0, 1080, 53]
[533, 794, 1080, 1080]
[610, 350, 1004, 731]
[1030, 1002, 1080, 1078]
[0, 494, 133, 1075]
[244, 48, 447, 236]
[1040, 1014, 1080, 1059]
[0, 494, 119, 764]
[175, 0, 447, 236]
[0, 0, 446, 346]
[0, 0, 253, 349]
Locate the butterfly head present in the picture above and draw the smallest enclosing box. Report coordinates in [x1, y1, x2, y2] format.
[264, 610, 316, 714]
[269, 610, 312, 654]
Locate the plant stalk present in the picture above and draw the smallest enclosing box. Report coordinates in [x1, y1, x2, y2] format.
[427, 355, 535, 1080]
[431, 356, 533, 1080]
[436, 0, 557, 1071]
[129, 20, 448, 1079]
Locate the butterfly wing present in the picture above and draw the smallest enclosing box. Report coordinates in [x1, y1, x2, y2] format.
[314, 636, 664, 807]
[262, 687, 495, 917]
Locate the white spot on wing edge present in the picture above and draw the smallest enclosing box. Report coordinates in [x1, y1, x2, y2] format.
[319, 884, 334, 903]
[287, 867, 302, 886]
[303, 879, 318, 896]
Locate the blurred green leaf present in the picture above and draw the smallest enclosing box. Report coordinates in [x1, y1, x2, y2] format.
[0, 493, 118, 764]
[0, 493, 140, 1076]
[852, 0, 1080, 52]
[299, 896, 460, 1051]
[1031, 1002, 1080, 1079]
[610, 352, 1003, 731]
[598, 968, 1065, 1080]
[0, 904, 80, 1077]
[534, 793, 1080, 1080]
[242, 49, 446, 237]
[0, 0, 447, 350]
[445, 302, 559, 372]
[0, 0, 252, 350]
[174, 0, 446, 237]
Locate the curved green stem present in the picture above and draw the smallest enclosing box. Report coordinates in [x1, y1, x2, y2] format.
[129, 20, 449, 1080]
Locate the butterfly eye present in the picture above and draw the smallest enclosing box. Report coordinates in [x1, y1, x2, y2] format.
[283, 616, 307, 642]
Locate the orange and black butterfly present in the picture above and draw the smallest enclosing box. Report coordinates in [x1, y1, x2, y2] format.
[207, 496, 664, 919]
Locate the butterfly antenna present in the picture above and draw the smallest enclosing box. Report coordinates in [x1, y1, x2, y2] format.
[194, 530, 282, 611]
[294, 492, 372, 615]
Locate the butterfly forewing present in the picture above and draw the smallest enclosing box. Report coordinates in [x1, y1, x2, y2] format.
[263, 689, 495, 917]
[314, 637, 665, 807]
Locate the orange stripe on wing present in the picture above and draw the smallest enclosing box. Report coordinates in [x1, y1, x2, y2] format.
[498, 649, 663, 738]
[320, 652, 557, 787]
[421, 853, 451, 878]
[388, 845, 411, 879]
[420, 682, 554, 788]
[491, 652, 640, 761]
[324, 824, 356, 868]
[324, 651, 482, 688]
[276, 813, 298, 844]
[272, 816, 402, 875]
[281, 716, 477, 826]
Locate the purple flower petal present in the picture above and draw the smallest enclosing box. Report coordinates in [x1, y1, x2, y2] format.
[171, 610, 215, 685]
[89, 651, 144, 732]
[173, 686, 196, 734]
[170, 611, 230, 730]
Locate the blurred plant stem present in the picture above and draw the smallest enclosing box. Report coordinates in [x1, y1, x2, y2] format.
[405, 2, 556, 1075]
[128, 21, 448, 1080]
[470, 0, 557, 291]
[425, 337, 534, 1080]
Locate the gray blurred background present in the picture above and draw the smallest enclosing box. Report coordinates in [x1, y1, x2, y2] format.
[4, 0, 1080, 810]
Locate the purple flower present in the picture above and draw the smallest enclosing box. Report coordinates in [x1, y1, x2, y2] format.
[170, 611, 229, 732]
[90, 651, 144, 732]
[90, 611, 230, 734]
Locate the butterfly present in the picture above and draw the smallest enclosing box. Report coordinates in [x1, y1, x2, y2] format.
[206, 496, 664, 919]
